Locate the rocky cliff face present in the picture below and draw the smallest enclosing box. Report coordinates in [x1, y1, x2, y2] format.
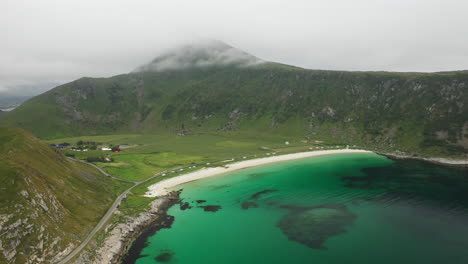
[0, 127, 122, 263]
[73, 192, 180, 264]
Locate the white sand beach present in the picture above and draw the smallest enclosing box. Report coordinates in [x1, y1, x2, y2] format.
[145, 149, 372, 197]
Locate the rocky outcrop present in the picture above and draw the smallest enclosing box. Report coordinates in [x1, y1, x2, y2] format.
[73, 191, 180, 264]
[0, 183, 77, 263]
[0, 127, 124, 264]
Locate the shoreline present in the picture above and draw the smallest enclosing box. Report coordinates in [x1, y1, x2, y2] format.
[145, 149, 372, 197]
[81, 148, 466, 263]
[72, 191, 180, 264]
[379, 152, 468, 167]
[78, 149, 371, 263]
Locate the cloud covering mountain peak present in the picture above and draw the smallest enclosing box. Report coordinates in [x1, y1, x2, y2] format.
[134, 40, 263, 72]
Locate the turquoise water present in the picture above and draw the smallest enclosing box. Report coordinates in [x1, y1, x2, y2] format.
[124, 153, 468, 264]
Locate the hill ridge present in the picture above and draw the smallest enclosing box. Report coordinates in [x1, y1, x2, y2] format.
[1, 44, 467, 158]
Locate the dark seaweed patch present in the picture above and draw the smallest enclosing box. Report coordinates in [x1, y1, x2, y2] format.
[343, 159, 468, 207]
[198, 205, 222, 212]
[251, 189, 278, 199]
[179, 202, 192, 210]
[154, 250, 174, 262]
[239, 189, 279, 210]
[277, 204, 356, 250]
[209, 184, 230, 191]
[241, 201, 259, 210]
[196, 200, 207, 204]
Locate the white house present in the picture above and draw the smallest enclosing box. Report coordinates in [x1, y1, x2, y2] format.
[101, 147, 112, 151]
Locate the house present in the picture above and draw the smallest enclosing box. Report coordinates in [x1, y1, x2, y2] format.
[104, 157, 111, 162]
[111, 148, 121, 152]
[50, 143, 67, 149]
[101, 147, 112, 151]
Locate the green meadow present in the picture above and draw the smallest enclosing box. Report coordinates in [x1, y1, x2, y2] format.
[46, 133, 313, 180]
[44, 132, 321, 216]
[44, 132, 362, 222]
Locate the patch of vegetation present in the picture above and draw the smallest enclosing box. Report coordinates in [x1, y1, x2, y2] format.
[0, 127, 132, 263]
[95, 152, 206, 181]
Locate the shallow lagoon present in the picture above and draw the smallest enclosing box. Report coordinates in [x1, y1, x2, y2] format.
[124, 153, 468, 264]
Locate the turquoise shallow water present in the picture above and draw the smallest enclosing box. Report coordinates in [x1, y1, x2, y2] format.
[124, 153, 468, 264]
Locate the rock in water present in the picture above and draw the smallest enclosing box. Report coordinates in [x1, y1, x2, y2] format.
[277, 205, 356, 249]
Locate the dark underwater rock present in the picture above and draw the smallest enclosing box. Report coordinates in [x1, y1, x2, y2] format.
[199, 205, 222, 212]
[241, 201, 259, 210]
[251, 189, 278, 199]
[179, 202, 192, 210]
[154, 250, 174, 262]
[277, 204, 356, 249]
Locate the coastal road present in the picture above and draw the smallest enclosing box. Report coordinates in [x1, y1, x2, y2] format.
[68, 157, 136, 183]
[56, 152, 282, 263]
[57, 184, 137, 264]
[57, 159, 193, 263]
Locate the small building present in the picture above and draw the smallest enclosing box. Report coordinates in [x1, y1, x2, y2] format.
[101, 147, 112, 151]
[111, 148, 121, 152]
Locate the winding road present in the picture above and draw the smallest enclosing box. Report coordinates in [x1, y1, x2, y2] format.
[57, 153, 270, 263]
[57, 159, 173, 264]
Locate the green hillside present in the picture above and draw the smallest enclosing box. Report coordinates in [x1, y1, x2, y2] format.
[0, 127, 130, 263]
[1, 42, 467, 158]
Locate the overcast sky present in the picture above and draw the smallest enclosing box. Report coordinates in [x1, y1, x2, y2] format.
[2, 0, 468, 94]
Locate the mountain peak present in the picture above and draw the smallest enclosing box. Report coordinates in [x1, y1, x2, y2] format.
[134, 40, 263, 72]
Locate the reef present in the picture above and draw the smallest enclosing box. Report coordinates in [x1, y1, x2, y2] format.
[277, 204, 356, 249]
[198, 205, 222, 212]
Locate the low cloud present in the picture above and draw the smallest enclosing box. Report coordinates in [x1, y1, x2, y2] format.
[135, 40, 264, 72]
[2, 0, 468, 95]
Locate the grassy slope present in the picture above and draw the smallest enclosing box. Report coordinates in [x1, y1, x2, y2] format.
[1, 65, 467, 158]
[0, 127, 131, 263]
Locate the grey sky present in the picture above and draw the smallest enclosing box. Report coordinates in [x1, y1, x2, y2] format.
[2, 0, 468, 94]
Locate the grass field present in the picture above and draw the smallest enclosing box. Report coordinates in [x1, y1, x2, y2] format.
[45, 132, 340, 182]
[96, 152, 208, 181]
[45, 132, 333, 217]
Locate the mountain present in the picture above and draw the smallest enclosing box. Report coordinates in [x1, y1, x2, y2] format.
[1, 41, 467, 158]
[134, 40, 263, 72]
[0, 95, 31, 110]
[0, 127, 124, 263]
